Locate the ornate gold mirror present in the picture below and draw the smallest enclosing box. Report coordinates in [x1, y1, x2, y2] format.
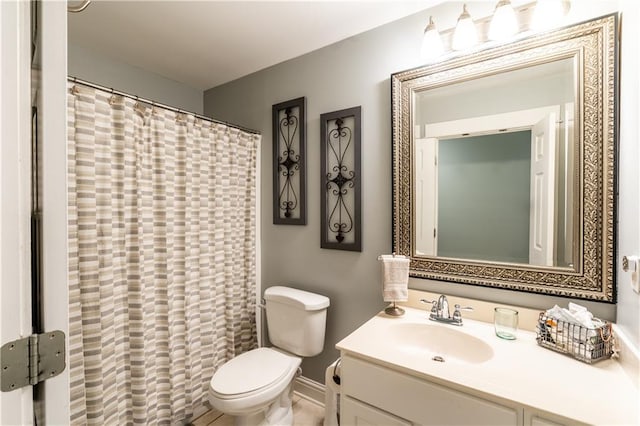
[392, 14, 618, 302]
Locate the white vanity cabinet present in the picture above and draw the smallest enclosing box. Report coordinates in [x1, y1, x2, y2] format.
[339, 355, 585, 426]
[336, 307, 637, 425]
[340, 355, 523, 426]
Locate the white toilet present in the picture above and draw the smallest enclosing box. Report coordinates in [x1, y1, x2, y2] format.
[208, 286, 330, 425]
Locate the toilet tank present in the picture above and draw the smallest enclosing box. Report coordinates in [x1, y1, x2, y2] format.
[264, 286, 330, 357]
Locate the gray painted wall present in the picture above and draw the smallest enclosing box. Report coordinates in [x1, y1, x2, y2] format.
[204, 1, 639, 383]
[616, 0, 640, 349]
[68, 44, 203, 114]
[438, 132, 530, 263]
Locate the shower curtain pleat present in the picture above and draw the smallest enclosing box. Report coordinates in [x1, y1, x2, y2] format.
[67, 82, 259, 425]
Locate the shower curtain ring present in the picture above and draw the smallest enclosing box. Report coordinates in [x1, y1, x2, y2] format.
[108, 88, 116, 105]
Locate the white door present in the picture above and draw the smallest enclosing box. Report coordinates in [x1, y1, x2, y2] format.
[414, 137, 438, 256]
[39, 1, 70, 424]
[1, 1, 69, 424]
[561, 102, 575, 266]
[1, 0, 35, 424]
[529, 113, 557, 266]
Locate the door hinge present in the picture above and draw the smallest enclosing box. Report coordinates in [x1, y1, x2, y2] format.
[1, 330, 65, 392]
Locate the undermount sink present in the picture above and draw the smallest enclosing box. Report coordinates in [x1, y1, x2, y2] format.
[389, 322, 494, 364]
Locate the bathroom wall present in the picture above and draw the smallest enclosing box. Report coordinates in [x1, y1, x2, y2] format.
[616, 0, 640, 350]
[68, 44, 203, 114]
[204, 0, 640, 383]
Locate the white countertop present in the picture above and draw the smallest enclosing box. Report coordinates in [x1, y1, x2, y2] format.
[336, 306, 639, 425]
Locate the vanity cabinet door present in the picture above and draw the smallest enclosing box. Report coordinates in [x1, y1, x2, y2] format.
[342, 396, 413, 426]
[342, 355, 522, 426]
[524, 409, 583, 426]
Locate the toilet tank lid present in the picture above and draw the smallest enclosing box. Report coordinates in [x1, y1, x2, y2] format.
[264, 286, 330, 311]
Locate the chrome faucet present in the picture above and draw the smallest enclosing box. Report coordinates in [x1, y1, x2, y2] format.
[420, 295, 473, 326]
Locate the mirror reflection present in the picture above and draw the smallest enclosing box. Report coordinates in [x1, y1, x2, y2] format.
[412, 57, 577, 268]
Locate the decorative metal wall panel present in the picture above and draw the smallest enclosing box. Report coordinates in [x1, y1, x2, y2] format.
[272, 97, 306, 225]
[320, 107, 361, 251]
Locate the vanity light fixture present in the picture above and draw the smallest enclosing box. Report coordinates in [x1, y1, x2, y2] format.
[451, 4, 478, 51]
[422, 0, 571, 61]
[421, 16, 444, 62]
[488, 0, 518, 41]
[531, 0, 569, 31]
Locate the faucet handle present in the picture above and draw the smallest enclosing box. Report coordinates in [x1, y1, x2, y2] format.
[454, 304, 473, 312]
[452, 304, 473, 323]
[420, 298, 438, 313]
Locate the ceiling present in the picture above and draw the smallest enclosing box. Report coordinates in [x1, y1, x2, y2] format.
[67, 0, 442, 91]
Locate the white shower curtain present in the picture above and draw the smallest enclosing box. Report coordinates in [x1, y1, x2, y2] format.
[66, 82, 259, 424]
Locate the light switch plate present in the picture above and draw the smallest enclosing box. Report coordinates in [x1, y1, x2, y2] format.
[623, 255, 640, 294]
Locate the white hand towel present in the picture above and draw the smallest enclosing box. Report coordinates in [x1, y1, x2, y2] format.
[378, 254, 409, 302]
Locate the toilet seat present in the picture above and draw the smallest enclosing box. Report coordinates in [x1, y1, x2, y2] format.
[208, 348, 301, 415]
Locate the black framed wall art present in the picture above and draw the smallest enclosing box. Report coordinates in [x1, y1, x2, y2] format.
[320, 106, 362, 251]
[272, 97, 306, 225]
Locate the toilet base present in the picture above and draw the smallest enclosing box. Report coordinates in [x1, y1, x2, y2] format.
[230, 377, 296, 426]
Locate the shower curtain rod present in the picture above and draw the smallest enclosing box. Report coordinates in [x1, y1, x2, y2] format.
[67, 76, 261, 135]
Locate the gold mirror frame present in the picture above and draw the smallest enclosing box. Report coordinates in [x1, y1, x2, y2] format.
[392, 14, 618, 302]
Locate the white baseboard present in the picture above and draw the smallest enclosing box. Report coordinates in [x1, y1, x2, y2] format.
[294, 376, 326, 407]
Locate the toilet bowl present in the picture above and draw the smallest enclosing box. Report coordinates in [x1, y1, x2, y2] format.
[208, 286, 330, 425]
[209, 348, 302, 425]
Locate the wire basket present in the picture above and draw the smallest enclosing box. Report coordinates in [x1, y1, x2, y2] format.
[536, 312, 613, 364]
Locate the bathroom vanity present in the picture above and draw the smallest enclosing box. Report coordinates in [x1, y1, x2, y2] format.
[336, 306, 638, 425]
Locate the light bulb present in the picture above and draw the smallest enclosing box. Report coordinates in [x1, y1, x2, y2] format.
[452, 4, 478, 51]
[488, 0, 518, 41]
[531, 0, 567, 31]
[421, 16, 444, 62]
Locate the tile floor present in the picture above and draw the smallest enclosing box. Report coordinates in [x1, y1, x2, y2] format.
[192, 394, 325, 426]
